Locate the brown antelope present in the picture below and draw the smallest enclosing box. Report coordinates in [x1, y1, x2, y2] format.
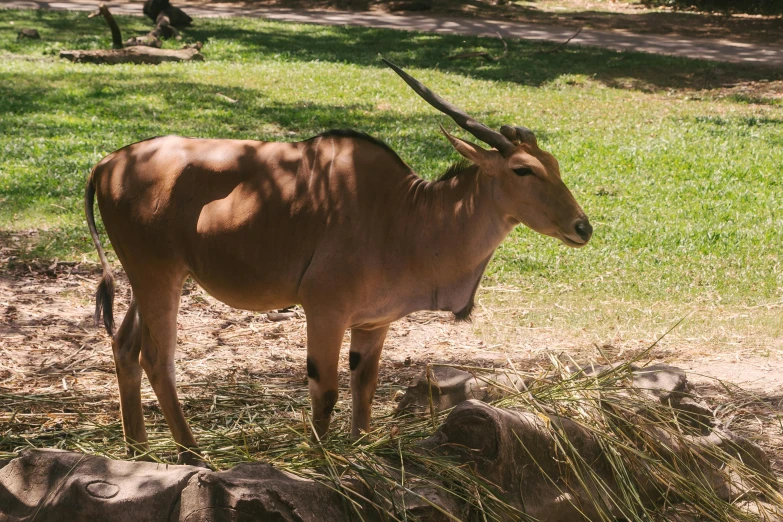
[85, 60, 591, 465]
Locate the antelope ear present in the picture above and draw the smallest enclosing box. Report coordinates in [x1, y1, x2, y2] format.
[439, 125, 500, 175]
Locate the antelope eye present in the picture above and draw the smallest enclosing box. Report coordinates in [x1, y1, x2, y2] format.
[513, 167, 534, 177]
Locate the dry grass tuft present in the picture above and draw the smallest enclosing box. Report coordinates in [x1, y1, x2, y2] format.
[3, 347, 782, 521]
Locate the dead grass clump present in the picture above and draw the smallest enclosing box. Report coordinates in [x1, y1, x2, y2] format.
[3, 350, 781, 521]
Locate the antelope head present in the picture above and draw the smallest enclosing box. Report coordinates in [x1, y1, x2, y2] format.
[383, 59, 592, 248]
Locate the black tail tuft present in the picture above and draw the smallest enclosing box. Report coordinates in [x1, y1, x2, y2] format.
[86, 166, 117, 337]
[94, 272, 115, 335]
[453, 300, 474, 323]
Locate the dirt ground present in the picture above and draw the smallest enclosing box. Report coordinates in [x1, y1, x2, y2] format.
[0, 263, 496, 397]
[3, 257, 782, 398]
[188, 0, 783, 46]
[2, 230, 783, 475]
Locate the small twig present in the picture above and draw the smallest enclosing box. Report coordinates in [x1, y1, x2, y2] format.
[538, 26, 583, 54]
[215, 93, 238, 104]
[58, 343, 89, 365]
[426, 364, 437, 429]
[448, 31, 508, 62]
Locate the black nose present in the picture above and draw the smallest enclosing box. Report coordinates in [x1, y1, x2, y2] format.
[575, 219, 592, 242]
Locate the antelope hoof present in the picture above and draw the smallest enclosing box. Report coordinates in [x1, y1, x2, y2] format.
[351, 428, 369, 442]
[125, 441, 152, 461]
[178, 448, 212, 469]
[310, 417, 335, 443]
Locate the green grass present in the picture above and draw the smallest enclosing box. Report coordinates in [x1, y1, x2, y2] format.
[1, 9, 782, 341]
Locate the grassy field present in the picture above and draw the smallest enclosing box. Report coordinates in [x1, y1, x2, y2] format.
[1, 9, 781, 349]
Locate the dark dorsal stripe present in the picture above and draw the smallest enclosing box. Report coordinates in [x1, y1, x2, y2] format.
[313, 129, 410, 171]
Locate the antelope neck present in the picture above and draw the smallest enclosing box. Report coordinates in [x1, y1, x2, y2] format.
[401, 165, 514, 300]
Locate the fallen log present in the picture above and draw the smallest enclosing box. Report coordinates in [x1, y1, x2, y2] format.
[422, 399, 775, 521]
[62, 3, 202, 64]
[60, 46, 203, 64]
[125, 9, 184, 47]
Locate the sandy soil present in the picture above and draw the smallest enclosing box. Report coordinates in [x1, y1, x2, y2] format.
[0, 264, 499, 397]
[4, 260, 782, 396]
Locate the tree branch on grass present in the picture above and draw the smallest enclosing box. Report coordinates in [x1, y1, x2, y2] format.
[537, 26, 583, 54]
[60, 45, 203, 64]
[61, 3, 202, 64]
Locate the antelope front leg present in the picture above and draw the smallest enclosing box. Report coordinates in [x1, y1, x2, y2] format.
[305, 316, 347, 440]
[349, 325, 389, 438]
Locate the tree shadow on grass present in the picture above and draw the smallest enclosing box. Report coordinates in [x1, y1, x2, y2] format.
[0, 74, 511, 257]
[2, 9, 779, 94]
[180, 18, 783, 92]
[0, 72, 523, 173]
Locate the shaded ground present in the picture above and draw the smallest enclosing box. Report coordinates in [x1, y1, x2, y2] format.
[2, 234, 782, 476]
[425, 0, 783, 46]
[179, 0, 783, 46]
[3, 1, 783, 68]
[0, 261, 505, 401]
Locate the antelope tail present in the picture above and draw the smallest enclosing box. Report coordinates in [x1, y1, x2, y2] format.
[85, 169, 115, 336]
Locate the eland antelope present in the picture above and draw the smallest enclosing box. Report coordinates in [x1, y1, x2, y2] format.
[85, 59, 591, 464]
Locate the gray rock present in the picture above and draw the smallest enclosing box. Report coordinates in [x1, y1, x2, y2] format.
[397, 363, 696, 418]
[631, 363, 688, 403]
[396, 366, 530, 414]
[424, 399, 776, 521]
[568, 362, 688, 403]
[672, 396, 715, 432]
[396, 366, 484, 414]
[178, 462, 351, 522]
[395, 485, 462, 522]
[423, 400, 626, 521]
[0, 448, 202, 522]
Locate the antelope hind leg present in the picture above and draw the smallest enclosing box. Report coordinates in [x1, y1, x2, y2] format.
[111, 296, 149, 456]
[349, 325, 389, 438]
[135, 275, 204, 466]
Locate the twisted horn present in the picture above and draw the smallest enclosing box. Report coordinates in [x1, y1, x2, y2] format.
[382, 59, 514, 155]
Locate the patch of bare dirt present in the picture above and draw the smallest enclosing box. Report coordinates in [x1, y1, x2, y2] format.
[5, 262, 778, 395]
[439, 0, 783, 47]
[0, 262, 502, 400]
[708, 79, 783, 103]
